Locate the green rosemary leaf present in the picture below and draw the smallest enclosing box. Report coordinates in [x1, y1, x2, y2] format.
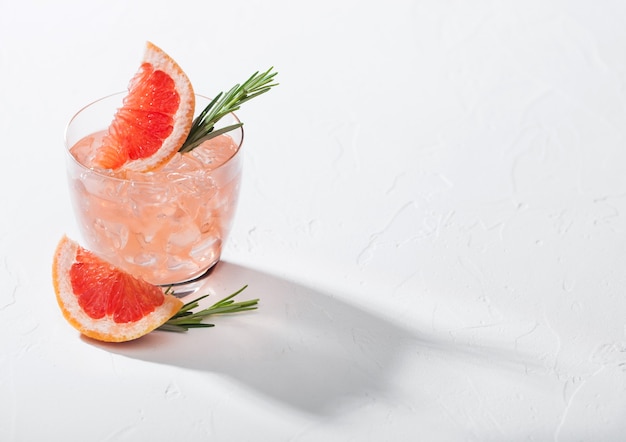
[179, 68, 278, 153]
[180, 123, 243, 153]
[156, 323, 189, 333]
[157, 285, 258, 333]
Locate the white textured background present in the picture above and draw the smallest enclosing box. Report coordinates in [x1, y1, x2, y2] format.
[2, 1, 626, 440]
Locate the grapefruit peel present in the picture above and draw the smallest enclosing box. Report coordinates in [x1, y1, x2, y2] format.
[52, 236, 259, 342]
[53, 235, 183, 342]
[94, 41, 195, 172]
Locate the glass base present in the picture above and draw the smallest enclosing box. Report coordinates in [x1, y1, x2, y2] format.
[159, 262, 219, 298]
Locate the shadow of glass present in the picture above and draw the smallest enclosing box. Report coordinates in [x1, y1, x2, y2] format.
[88, 262, 417, 416]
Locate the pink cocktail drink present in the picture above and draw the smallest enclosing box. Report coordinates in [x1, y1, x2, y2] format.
[65, 94, 243, 287]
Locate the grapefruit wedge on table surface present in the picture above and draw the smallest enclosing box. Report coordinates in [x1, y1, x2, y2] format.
[52, 236, 183, 342]
[94, 41, 195, 172]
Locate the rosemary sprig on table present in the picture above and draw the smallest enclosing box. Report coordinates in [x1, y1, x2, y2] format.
[158, 285, 259, 332]
[179, 67, 279, 153]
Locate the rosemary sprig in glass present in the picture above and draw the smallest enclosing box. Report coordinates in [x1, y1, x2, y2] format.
[158, 285, 259, 332]
[179, 67, 278, 153]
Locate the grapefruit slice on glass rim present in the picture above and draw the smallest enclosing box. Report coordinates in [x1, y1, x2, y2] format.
[94, 41, 195, 172]
[52, 235, 183, 342]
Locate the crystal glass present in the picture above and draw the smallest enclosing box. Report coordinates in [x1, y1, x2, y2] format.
[64, 93, 243, 293]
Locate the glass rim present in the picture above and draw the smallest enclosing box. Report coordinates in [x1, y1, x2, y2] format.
[64, 91, 244, 183]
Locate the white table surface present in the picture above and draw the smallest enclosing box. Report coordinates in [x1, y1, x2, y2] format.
[2, 1, 626, 440]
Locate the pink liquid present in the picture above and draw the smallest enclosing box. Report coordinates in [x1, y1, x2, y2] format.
[67, 131, 242, 285]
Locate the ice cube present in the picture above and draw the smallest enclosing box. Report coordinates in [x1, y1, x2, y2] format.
[79, 171, 126, 202]
[168, 223, 201, 249]
[93, 218, 129, 250]
[190, 236, 221, 262]
[166, 255, 198, 273]
[135, 227, 160, 246]
[132, 252, 158, 267]
[189, 135, 238, 170]
[161, 151, 204, 173]
[127, 180, 170, 205]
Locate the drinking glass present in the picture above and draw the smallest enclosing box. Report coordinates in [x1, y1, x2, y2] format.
[64, 93, 244, 294]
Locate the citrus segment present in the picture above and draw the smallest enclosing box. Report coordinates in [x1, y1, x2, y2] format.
[52, 235, 183, 342]
[94, 41, 195, 172]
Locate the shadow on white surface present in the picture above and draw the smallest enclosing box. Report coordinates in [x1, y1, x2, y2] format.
[87, 262, 417, 416]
